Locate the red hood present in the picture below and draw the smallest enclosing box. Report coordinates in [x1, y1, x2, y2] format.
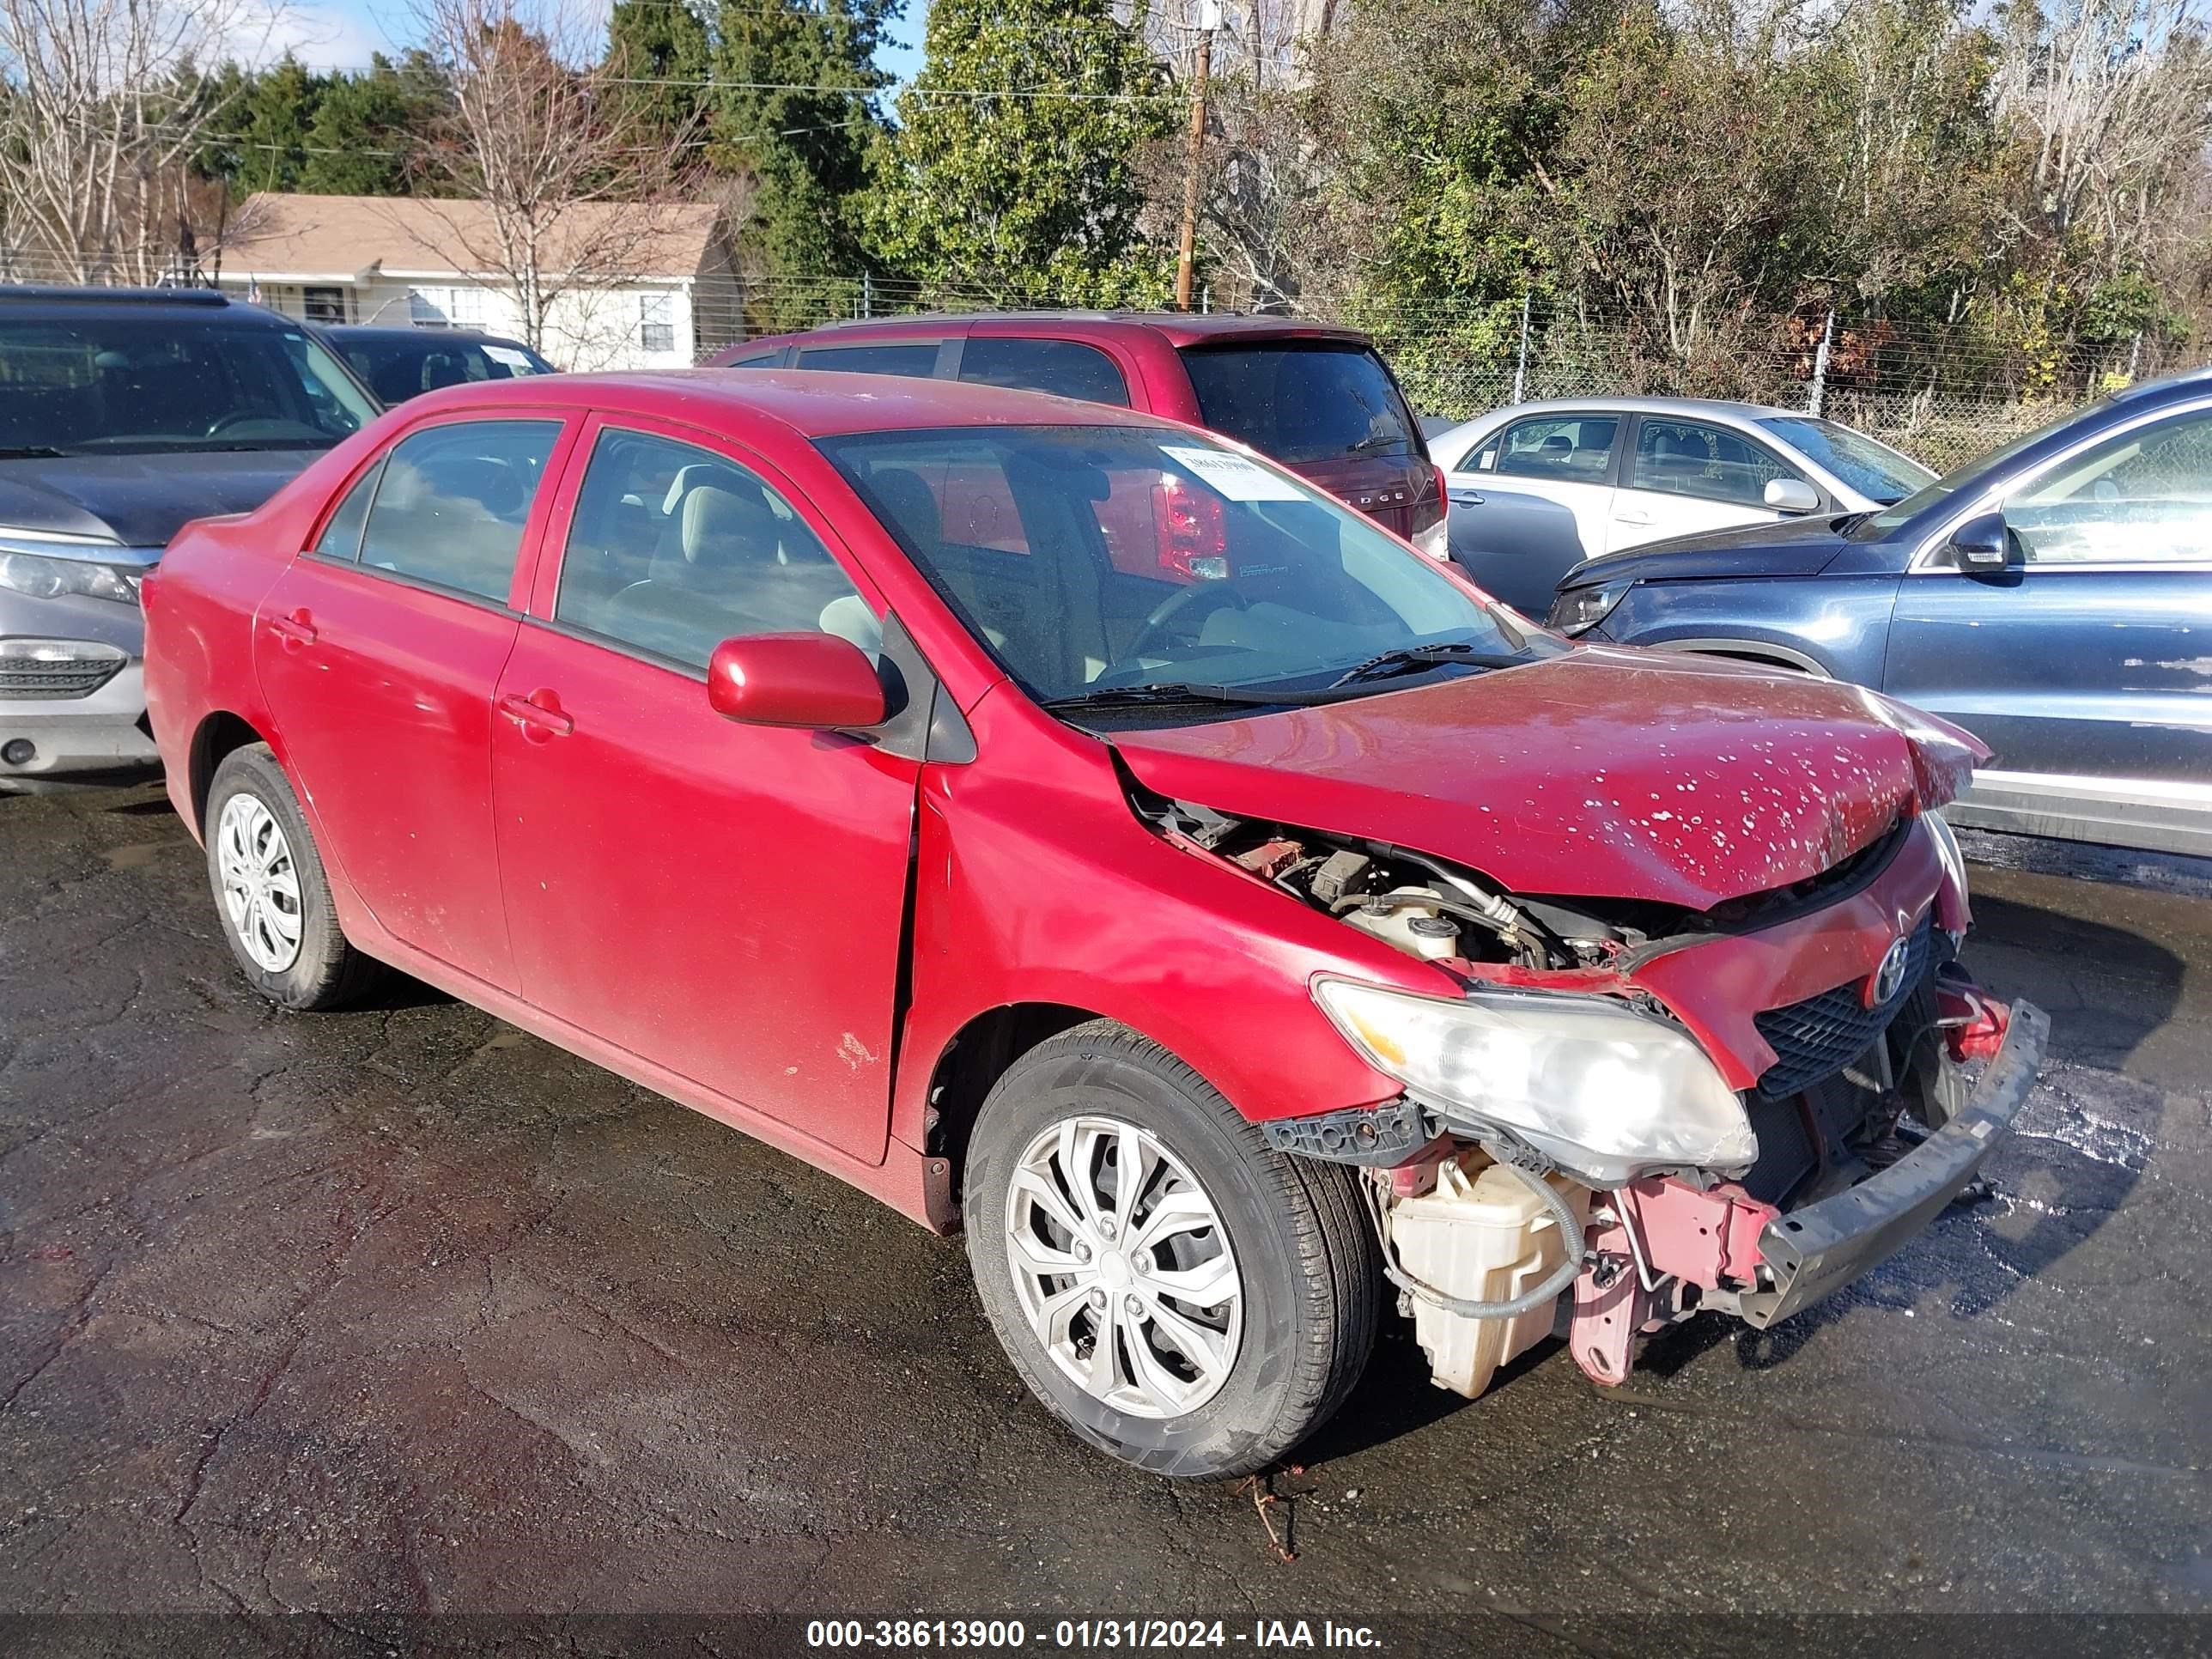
[1109, 647, 1988, 911]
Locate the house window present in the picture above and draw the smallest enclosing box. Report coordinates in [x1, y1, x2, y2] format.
[639, 292, 675, 355]
[408, 285, 488, 329]
[302, 286, 348, 324]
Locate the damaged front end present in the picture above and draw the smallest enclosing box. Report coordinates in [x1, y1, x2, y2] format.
[1131, 781, 2045, 1398]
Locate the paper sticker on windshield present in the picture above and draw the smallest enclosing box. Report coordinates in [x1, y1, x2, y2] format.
[483, 345, 537, 370]
[1162, 445, 1307, 502]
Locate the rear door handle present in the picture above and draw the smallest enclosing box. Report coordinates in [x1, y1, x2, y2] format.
[499, 690, 574, 738]
[1613, 510, 1652, 526]
[267, 608, 317, 647]
[1449, 490, 1486, 507]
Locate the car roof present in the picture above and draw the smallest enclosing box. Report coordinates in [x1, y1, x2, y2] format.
[397, 366, 1182, 439]
[321, 324, 535, 349]
[1440, 395, 1808, 434]
[740, 310, 1374, 352]
[0, 286, 292, 324]
[2111, 363, 2212, 406]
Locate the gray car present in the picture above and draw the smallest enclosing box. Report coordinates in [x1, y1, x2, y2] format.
[1428, 397, 1933, 613]
[0, 287, 377, 784]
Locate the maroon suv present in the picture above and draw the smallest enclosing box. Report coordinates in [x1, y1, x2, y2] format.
[708, 313, 1449, 562]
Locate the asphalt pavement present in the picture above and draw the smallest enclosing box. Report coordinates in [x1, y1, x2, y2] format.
[2, 783, 2208, 1656]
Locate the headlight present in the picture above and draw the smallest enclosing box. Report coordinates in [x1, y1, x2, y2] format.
[0, 549, 143, 605]
[1547, 580, 1628, 636]
[1314, 978, 1756, 1184]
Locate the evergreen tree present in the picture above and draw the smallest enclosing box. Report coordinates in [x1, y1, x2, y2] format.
[711, 0, 896, 328]
[866, 0, 1175, 307]
[298, 52, 452, 198]
[605, 0, 714, 148]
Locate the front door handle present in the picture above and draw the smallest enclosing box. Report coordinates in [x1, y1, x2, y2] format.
[267, 608, 318, 647]
[499, 690, 574, 739]
[1613, 510, 1652, 526]
[1449, 489, 1486, 507]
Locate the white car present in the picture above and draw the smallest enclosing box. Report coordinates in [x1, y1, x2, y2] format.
[1427, 397, 1935, 613]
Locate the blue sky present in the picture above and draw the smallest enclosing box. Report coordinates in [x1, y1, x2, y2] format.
[259, 1, 928, 82]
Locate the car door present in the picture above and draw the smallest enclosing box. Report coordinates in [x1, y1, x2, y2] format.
[254, 413, 573, 990]
[490, 416, 918, 1163]
[1444, 411, 1622, 612]
[1884, 398, 2212, 819]
[1607, 416, 1803, 550]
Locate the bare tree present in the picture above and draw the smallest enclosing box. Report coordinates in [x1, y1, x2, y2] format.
[0, 0, 276, 283]
[1996, 0, 2212, 271]
[405, 0, 702, 356]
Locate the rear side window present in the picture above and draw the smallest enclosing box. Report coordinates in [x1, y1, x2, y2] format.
[959, 337, 1130, 406]
[1630, 418, 1792, 507]
[1179, 343, 1418, 465]
[357, 419, 562, 602]
[793, 343, 939, 378]
[313, 459, 383, 561]
[1484, 415, 1620, 483]
[722, 348, 786, 368]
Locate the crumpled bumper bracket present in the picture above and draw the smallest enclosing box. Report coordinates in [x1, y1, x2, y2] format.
[1733, 998, 2048, 1329]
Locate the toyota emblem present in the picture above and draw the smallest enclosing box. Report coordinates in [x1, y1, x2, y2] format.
[1869, 935, 1911, 1006]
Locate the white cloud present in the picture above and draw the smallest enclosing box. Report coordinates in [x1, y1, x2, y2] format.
[218, 1, 397, 72]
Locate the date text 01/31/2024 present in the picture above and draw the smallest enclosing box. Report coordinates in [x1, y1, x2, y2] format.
[805, 1620, 1387, 1650]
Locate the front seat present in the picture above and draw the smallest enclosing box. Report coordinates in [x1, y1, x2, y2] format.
[599, 483, 781, 663]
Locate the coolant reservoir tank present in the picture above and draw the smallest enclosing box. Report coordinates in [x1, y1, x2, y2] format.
[1342, 887, 1460, 961]
[1387, 1153, 1593, 1399]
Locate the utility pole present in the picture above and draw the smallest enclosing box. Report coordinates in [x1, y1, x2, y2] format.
[1175, 1, 1221, 313]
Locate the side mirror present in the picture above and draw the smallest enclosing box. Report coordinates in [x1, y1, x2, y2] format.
[707, 632, 887, 730]
[1764, 477, 1820, 514]
[1948, 512, 2016, 572]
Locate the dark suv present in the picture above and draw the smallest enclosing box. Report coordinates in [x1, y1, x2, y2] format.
[708, 313, 1447, 558]
[0, 287, 377, 784]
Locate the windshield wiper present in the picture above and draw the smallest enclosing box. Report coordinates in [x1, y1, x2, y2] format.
[1328, 641, 1528, 689]
[1042, 681, 1337, 714]
[0, 445, 67, 459]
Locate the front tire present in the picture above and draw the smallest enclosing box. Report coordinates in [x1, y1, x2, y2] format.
[204, 744, 384, 1010]
[964, 1021, 1382, 1479]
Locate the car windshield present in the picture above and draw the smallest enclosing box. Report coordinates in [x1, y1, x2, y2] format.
[0, 314, 376, 455]
[818, 423, 1553, 721]
[1179, 343, 1421, 464]
[337, 334, 552, 404]
[1754, 416, 1934, 503]
[1846, 401, 2106, 540]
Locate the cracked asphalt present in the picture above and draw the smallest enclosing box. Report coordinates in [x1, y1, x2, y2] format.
[2, 784, 2208, 1655]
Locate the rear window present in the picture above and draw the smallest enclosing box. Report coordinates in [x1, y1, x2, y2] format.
[793, 343, 940, 378]
[1179, 342, 1419, 465]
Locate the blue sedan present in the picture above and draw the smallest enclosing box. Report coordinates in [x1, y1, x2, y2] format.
[1548, 368, 2212, 856]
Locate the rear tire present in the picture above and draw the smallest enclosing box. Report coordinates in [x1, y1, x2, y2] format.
[964, 1020, 1382, 1479]
[204, 744, 385, 1010]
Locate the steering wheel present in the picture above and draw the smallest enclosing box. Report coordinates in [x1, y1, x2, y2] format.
[1119, 580, 1251, 669]
[204, 413, 273, 438]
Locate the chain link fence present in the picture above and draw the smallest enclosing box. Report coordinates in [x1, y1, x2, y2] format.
[5, 253, 2197, 475]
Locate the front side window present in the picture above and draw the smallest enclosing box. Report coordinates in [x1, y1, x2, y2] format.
[1629, 418, 1792, 507]
[1485, 415, 1619, 483]
[1179, 343, 1419, 465]
[356, 419, 562, 602]
[0, 317, 374, 455]
[556, 428, 868, 668]
[821, 424, 1552, 714]
[2002, 407, 2212, 565]
[1755, 416, 1932, 504]
[959, 337, 1131, 407]
[793, 342, 940, 378]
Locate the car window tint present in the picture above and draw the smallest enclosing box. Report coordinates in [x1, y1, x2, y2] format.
[792, 342, 939, 378]
[1178, 343, 1418, 464]
[1630, 419, 1792, 507]
[958, 337, 1131, 406]
[723, 348, 785, 368]
[556, 428, 871, 667]
[2004, 407, 2212, 565]
[356, 419, 561, 602]
[1485, 416, 1619, 483]
[313, 459, 382, 562]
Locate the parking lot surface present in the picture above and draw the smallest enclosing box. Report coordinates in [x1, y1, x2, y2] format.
[2, 785, 2208, 1650]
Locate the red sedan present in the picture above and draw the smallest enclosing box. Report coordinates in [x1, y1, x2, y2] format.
[143, 371, 2044, 1478]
